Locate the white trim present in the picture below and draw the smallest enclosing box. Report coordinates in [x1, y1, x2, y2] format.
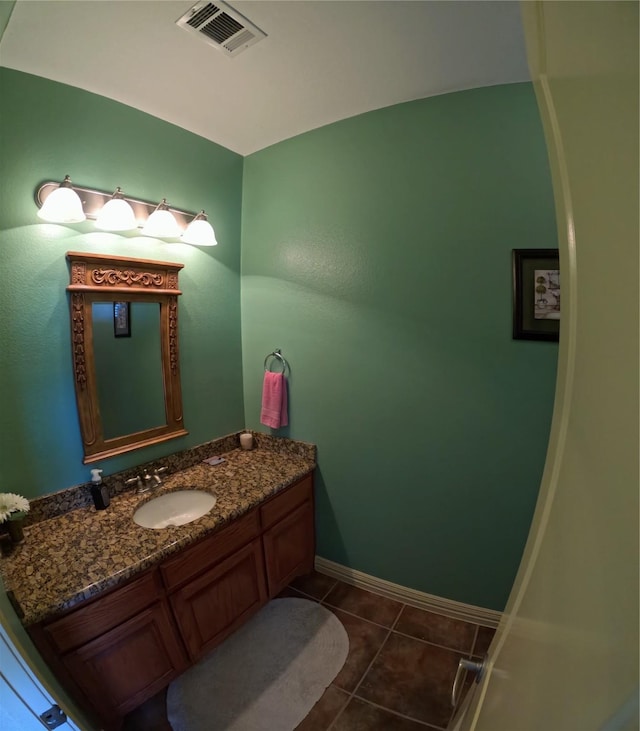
[315, 557, 502, 629]
[0, 626, 82, 731]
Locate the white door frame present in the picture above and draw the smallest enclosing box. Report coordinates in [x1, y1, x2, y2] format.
[0, 622, 84, 730]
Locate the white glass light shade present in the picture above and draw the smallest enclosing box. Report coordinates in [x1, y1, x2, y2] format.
[37, 180, 86, 223]
[95, 198, 137, 231]
[182, 213, 218, 246]
[141, 200, 180, 238]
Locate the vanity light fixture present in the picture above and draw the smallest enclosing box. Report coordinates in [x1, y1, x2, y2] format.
[94, 187, 137, 232]
[181, 210, 218, 246]
[36, 175, 86, 224]
[35, 177, 218, 244]
[141, 199, 181, 239]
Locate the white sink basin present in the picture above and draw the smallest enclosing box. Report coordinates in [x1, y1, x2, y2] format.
[133, 490, 216, 529]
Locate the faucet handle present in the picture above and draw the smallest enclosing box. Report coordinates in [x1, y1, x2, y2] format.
[152, 466, 167, 486]
[126, 475, 149, 494]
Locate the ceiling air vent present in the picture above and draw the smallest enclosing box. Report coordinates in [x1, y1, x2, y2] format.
[176, 1, 266, 57]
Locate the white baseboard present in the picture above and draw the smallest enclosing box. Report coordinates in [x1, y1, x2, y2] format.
[315, 556, 502, 629]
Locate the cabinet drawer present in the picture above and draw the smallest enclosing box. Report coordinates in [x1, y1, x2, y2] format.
[161, 509, 260, 592]
[43, 570, 163, 654]
[260, 474, 313, 530]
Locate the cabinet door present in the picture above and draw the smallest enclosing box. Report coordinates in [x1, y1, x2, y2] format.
[263, 499, 315, 597]
[62, 601, 187, 719]
[169, 538, 268, 661]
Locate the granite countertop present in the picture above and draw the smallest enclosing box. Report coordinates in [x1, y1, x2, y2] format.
[0, 440, 316, 626]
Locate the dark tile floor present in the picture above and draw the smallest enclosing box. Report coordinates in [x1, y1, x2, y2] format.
[123, 571, 495, 730]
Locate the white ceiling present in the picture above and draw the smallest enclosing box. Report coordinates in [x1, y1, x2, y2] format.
[0, 0, 530, 156]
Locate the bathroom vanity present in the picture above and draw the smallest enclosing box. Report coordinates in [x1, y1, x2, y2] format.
[1, 436, 316, 730]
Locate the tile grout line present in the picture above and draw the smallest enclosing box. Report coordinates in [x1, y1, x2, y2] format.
[289, 577, 338, 604]
[289, 577, 488, 730]
[350, 602, 457, 731]
[323, 599, 474, 730]
[319, 579, 339, 603]
[325, 602, 404, 731]
[302, 575, 486, 651]
[349, 696, 448, 730]
[384, 627, 476, 655]
[321, 599, 401, 628]
[319, 600, 477, 656]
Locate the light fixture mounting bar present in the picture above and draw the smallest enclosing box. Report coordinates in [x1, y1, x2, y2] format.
[35, 181, 198, 232]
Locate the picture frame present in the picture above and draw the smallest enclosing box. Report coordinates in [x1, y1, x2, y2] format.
[113, 301, 131, 338]
[512, 249, 560, 341]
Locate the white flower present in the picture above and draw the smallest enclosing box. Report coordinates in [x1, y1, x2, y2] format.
[0, 493, 30, 522]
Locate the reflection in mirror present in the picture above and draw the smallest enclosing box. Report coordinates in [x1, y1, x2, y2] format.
[66, 252, 187, 463]
[92, 302, 165, 439]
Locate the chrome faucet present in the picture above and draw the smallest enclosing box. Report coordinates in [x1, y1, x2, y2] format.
[152, 466, 168, 486]
[125, 475, 149, 495]
[126, 466, 167, 495]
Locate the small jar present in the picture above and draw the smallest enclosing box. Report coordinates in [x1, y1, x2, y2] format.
[240, 432, 254, 450]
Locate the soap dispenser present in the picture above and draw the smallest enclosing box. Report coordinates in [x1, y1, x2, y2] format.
[90, 469, 110, 510]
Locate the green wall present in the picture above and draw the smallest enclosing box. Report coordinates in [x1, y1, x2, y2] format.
[0, 68, 558, 611]
[241, 83, 558, 610]
[0, 68, 245, 496]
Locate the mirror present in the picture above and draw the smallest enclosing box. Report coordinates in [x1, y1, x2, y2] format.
[66, 252, 187, 463]
[92, 301, 165, 438]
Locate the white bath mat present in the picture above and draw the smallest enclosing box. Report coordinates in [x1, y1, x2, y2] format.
[167, 597, 349, 731]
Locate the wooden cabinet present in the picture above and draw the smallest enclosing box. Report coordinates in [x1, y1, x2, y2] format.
[62, 601, 187, 719]
[164, 474, 314, 659]
[42, 570, 164, 654]
[161, 510, 261, 592]
[28, 471, 314, 729]
[169, 538, 267, 661]
[161, 508, 266, 661]
[262, 475, 315, 596]
[29, 569, 187, 731]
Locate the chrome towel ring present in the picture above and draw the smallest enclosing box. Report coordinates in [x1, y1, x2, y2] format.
[264, 349, 289, 374]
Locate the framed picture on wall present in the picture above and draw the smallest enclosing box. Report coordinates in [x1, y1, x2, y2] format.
[113, 302, 131, 338]
[512, 249, 560, 341]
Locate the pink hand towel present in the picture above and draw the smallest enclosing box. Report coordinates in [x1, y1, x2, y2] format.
[260, 371, 288, 429]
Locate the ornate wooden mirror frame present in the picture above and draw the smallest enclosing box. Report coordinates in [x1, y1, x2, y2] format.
[66, 251, 187, 463]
